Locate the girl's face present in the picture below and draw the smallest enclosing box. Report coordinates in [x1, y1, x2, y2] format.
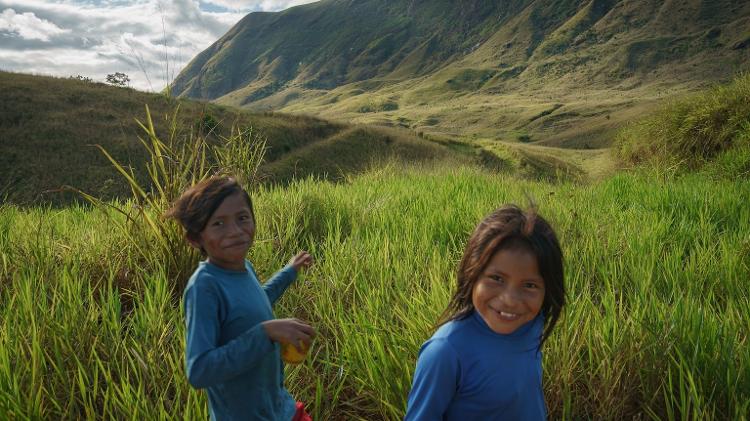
[191, 192, 255, 271]
[471, 247, 545, 335]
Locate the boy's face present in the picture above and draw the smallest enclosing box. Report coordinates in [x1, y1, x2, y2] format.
[471, 247, 545, 334]
[190, 192, 255, 271]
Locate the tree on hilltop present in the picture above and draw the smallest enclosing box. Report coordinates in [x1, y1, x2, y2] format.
[106, 72, 130, 87]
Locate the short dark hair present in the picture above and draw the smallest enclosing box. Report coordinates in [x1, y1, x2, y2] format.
[439, 205, 565, 348]
[165, 176, 254, 244]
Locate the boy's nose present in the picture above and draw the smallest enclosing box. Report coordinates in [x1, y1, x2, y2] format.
[228, 221, 244, 236]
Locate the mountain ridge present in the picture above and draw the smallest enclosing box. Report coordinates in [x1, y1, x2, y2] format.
[171, 0, 750, 146]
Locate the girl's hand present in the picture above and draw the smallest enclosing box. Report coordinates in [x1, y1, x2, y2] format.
[262, 318, 315, 348]
[289, 251, 313, 272]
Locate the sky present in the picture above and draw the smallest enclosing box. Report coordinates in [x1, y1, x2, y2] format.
[0, 0, 318, 91]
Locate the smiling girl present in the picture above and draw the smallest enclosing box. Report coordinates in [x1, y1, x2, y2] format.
[404, 205, 565, 420]
[167, 176, 314, 421]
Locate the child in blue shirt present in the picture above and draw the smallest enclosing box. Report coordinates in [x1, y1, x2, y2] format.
[167, 176, 315, 421]
[405, 205, 565, 420]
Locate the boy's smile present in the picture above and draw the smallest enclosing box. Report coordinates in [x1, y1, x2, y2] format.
[190, 192, 256, 271]
[472, 247, 545, 335]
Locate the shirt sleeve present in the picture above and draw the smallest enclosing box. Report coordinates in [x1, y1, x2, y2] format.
[183, 280, 275, 389]
[255, 264, 298, 305]
[404, 338, 460, 421]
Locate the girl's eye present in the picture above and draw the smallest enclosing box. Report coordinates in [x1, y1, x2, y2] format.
[239, 215, 250, 221]
[524, 282, 540, 289]
[490, 275, 504, 283]
[212, 220, 223, 227]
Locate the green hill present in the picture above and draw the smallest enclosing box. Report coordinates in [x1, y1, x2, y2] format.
[0, 72, 464, 205]
[5, 68, 747, 207]
[615, 72, 750, 175]
[171, 0, 750, 147]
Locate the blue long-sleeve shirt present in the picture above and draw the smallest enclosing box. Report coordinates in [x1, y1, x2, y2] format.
[183, 260, 298, 421]
[404, 311, 546, 421]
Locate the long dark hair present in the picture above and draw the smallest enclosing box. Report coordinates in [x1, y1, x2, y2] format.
[439, 205, 565, 347]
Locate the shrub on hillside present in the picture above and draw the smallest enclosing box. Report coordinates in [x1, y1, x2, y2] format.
[614, 73, 750, 170]
[69, 75, 92, 83]
[357, 100, 399, 113]
[198, 113, 219, 134]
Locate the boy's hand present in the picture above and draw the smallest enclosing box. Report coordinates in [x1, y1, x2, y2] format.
[262, 318, 315, 348]
[289, 251, 313, 272]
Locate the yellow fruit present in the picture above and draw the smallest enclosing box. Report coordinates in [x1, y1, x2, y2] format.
[281, 341, 309, 364]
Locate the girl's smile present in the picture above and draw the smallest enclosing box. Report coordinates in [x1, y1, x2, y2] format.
[492, 309, 522, 322]
[472, 247, 545, 335]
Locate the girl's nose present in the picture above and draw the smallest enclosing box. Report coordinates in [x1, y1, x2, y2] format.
[497, 286, 522, 308]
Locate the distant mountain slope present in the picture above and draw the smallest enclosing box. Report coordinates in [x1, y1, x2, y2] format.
[171, 0, 750, 146]
[171, 0, 528, 100]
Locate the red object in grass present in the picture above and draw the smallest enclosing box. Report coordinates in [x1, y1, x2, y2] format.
[292, 402, 312, 421]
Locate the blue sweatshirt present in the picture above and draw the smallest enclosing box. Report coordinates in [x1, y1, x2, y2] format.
[404, 311, 546, 421]
[183, 260, 298, 421]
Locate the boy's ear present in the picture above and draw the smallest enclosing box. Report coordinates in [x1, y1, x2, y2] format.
[186, 232, 202, 250]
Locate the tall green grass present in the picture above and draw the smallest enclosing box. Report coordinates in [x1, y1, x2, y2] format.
[1, 164, 748, 419]
[615, 73, 750, 172]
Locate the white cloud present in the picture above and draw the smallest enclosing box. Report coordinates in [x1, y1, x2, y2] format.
[201, 0, 318, 12]
[0, 8, 70, 41]
[0, 0, 311, 91]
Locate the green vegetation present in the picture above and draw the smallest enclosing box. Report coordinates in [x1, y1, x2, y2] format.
[477, 139, 593, 182]
[261, 126, 468, 185]
[444, 68, 498, 91]
[171, 0, 750, 147]
[0, 71, 335, 204]
[2, 47, 750, 421]
[356, 100, 399, 114]
[1, 165, 748, 419]
[535, 0, 615, 57]
[615, 73, 750, 174]
[0, 72, 453, 205]
[105, 72, 131, 88]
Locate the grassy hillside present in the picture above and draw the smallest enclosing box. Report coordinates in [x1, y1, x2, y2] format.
[261, 126, 471, 184]
[0, 72, 465, 205]
[5, 69, 747, 208]
[615, 72, 750, 175]
[171, 0, 750, 146]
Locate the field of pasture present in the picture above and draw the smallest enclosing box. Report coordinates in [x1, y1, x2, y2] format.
[1, 163, 748, 419]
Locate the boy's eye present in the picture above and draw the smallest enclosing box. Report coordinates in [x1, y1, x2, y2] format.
[212, 220, 224, 227]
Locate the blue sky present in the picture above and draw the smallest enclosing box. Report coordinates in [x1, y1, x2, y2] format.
[0, 0, 318, 91]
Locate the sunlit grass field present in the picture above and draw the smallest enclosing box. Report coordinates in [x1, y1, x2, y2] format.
[1, 163, 748, 420]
